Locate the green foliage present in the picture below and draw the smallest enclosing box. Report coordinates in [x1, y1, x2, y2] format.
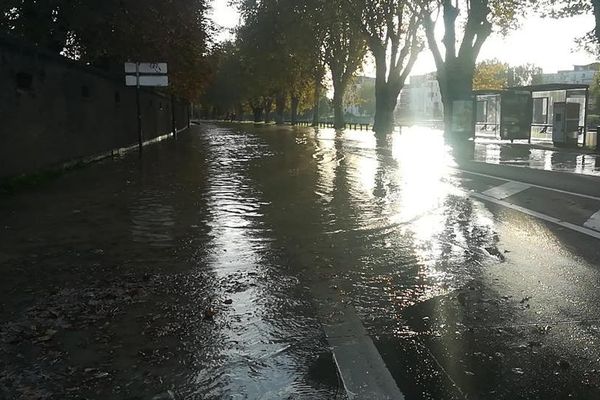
[509, 64, 543, 86]
[231, 0, 322, 114]
[345, 0, 424, 132]
[473, 59, 509, 90]
[321, 0, 366, 84]
[347, 0, 423, 82]
[489, 0, 528, 34]
[200, 42, 245, 115]
[345, 78, 376, 116]
[532, 0, 592, 18]
[421, 0, 533, 131]
[532, 0, 599, 54]
[589, 72, 600, 114]
[588, 113, 600, 127]
[473, 59, 543, 90]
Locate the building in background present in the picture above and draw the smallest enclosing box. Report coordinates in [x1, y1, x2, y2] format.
[397, 72, 443, 124]
[533, 63, 600, 85]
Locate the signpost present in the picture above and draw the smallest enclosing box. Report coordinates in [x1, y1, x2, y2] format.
[125, 63, 169, 151]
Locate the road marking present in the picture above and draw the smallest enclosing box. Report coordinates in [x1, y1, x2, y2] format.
[584, 210, 600, 232]
[470, 192, 600, 240]
[458, 169, 600, 202]
[482, 181, 531, 200]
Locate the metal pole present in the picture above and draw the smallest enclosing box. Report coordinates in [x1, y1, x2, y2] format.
[136, 63, 143, 152]
[171, 94, 177, 139]
[584, 87, 589, 148]
[528, 94, 533, 145]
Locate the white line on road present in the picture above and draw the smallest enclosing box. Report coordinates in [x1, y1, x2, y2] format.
[458, 169, 600, 202]
[482, 181, 531, 200]
[470, 192, 600, 240]
[584, 210, 600, 232]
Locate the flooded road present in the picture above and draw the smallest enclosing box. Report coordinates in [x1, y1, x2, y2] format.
[2, 122, 600, 399]
[475, 141, 600, 176]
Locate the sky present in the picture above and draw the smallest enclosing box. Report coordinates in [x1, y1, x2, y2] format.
[209, 0, 598, 76]
[210, 0, 239, 42]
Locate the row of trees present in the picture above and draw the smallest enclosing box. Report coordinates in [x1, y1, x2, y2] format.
[2, 1, 598, 137]
[472, 60, 543, 90]
[0, 0, 211, 100]
[203, 0, 600, 140]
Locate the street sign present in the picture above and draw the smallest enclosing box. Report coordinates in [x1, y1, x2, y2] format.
[124, 62, 170, 151]
[124, 62, 168, 74]
[125, 74, 169, 87]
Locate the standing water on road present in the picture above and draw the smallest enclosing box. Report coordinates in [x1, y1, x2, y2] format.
[2, 123, 600, 399]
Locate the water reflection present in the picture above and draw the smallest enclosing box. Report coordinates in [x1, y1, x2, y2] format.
[475, 142, 600, 176]
[6, 121, 582, 399]
[195, 126, 335, 399]
[261, 126, 503, 342]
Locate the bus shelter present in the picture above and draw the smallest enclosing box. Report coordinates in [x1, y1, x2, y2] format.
[473, 89, 532, 141]
[511, 84, 590, 147]
[474, 84, 590, 147]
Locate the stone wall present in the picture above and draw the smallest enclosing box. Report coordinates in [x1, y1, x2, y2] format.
[0, 37, 189, 180]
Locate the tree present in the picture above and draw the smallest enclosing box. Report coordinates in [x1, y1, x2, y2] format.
[589, 71, 600, 115]
[422, 0, 527, 139]
[236, 0, 321, 124]
[473, 60, 544, 90]
[1, 0, 212, 101]
[0, 0, 69, 52]
[533, 0, 600, 53]
[200, 42, 245, 119]
[322, 0, 367, 129]
[345, 77, 376, 117]
[473, 59, 509, 90]
[509, 63, 543, 86]
[347, 0, 424, 135]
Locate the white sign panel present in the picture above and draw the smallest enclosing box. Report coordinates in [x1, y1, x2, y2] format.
[125, 75, 137, 86]
[125, 75, 169, 87]
[124, 62, 168, 74]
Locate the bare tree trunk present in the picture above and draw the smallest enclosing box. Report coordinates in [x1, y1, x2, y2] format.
[373, 92, 397, 135]
[372, 60, 400, 135]
[593, 0, 600, 45]
[424, 0, 490, 144]
[437, 59, 476, 136]
[333, 90, 345, 129]
[235, 103, 244, 121]
[291, 96, 299, 125]
[312, 78, 321, 127]
[436, 60, 476, 161]
[263, 97, 273, 123]
[275, 92, 286, 125]
[251, 102, 263, 122]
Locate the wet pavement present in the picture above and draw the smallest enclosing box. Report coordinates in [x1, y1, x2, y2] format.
[475, 141, 600, 176]
[2, 123, 600, 399]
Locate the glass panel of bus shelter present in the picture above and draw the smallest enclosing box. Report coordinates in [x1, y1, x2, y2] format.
[531, 90, 567, 141]
[475, 94, 501, 137]
[500, 91, 532, 140]
[566, 89, 587, 128]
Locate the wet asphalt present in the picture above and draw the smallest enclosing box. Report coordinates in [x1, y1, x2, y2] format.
[1, 122, 600, 399]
